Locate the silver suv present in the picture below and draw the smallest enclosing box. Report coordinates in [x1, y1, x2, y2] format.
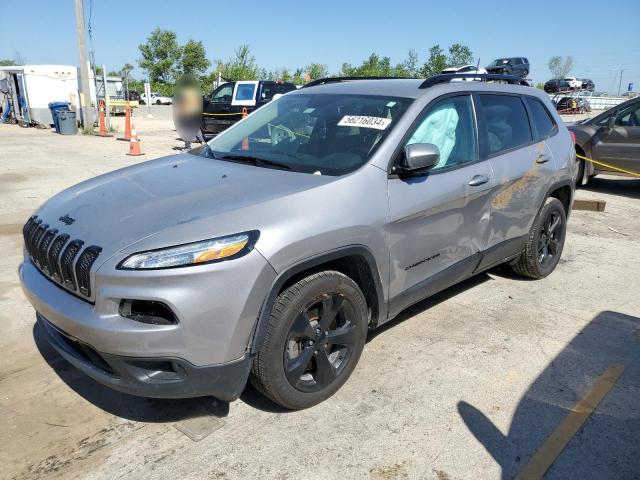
[20, 75, 575, 409]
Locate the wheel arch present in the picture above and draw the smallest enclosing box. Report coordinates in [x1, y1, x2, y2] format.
[249, 246, 387, 355]
[547, 180, 573, 217]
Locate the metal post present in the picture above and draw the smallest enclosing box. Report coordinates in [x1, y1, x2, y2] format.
[101, 64, 110, 130]
[75, 0, 93, 128]
[617, 69, 626, 97]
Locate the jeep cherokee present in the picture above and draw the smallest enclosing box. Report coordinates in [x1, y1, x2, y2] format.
[20, 75, 575, 409]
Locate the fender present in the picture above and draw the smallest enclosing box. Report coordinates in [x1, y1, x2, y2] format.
[249, 245, 387, 354]
[545, 178, 574, 213]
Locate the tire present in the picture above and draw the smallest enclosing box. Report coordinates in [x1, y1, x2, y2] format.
[523, 70, 529, 77]
[250, 271, 368, 409]
[512, 197, 567, 279]
[574, 158, 585, 187]
[155, 99, 162, 105]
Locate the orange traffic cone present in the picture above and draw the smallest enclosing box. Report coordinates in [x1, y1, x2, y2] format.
[118, 105, 132, 141]
[126, 124, 145, 156]
[241, 107, 249, 151]
[98, 99, 111, 137]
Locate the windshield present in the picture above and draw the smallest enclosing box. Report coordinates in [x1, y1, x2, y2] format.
[488, 59, 509, 66]
[202, 93, 412, 175]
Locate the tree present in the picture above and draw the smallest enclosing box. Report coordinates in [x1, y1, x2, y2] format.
[403, 49, 420, 78]
[447, 43, 473, 68]
[305, 63, 329, 80]
[0, 59, 16, 67]
[138, 28, 183, 83]
[221, 45, 260, 81]
[548, 56, 573, 79]
[420, 45, 448, 78]
[181, 39, 210, 77]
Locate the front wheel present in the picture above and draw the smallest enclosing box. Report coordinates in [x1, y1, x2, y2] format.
[512, 197, 567, 279]
[250, 271, 368, 409]
[155, 99, 162, 105]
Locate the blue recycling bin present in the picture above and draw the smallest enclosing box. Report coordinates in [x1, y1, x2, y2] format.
[48, 101, 70, 133]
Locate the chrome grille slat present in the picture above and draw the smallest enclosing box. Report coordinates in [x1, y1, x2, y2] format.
[22, 216, 101, 300]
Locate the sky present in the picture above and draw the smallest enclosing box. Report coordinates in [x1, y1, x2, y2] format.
[1, 0, 639, 94]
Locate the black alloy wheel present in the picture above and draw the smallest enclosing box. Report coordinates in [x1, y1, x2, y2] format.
[512, 197, 567, 279]
[537, 211, 563, 270]
[250, 271, 368, 409]
[284, 293, 357, 392]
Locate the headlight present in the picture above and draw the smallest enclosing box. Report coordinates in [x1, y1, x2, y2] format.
[118, 231, 259, 270]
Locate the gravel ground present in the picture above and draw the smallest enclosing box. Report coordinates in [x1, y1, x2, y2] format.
[0, 116, 638, 480]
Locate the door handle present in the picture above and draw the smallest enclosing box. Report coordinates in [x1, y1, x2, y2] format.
[536, 154, 550, 164]
[468, 174, 490, 186]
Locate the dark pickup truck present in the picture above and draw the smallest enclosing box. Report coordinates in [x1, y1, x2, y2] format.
[201, 80, 297, 137]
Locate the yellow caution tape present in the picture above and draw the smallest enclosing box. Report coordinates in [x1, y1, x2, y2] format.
[576, 153, 640, 178]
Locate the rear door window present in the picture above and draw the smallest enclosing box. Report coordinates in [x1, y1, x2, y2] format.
[526, 97, 557, 139]
[479, 94, 533, 155]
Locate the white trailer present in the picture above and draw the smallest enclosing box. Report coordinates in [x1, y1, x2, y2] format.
[0, 65, 82, 125]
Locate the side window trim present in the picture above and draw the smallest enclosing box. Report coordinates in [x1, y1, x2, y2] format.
[388, 92, 483, 176]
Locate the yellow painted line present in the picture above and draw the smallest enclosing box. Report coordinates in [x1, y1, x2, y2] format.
[515, 364, 626, 480]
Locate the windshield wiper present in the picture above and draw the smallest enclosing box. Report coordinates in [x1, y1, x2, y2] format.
[218, 154, 292, 170]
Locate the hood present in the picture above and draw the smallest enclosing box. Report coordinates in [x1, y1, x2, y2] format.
[485, 66, 506, 73]
[33, 153, 334, 260]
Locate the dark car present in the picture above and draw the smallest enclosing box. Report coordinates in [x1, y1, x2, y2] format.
[128, 91, 141, 102]
[486, 57, 530, 78]
[201, 80, 296, 137]
[544, 79, 571, 93]
[580, 79, 595, 91]
[568, 97, 640, 184]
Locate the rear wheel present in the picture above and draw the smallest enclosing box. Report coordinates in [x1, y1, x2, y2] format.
[250, 271, 368, 409]
[512, 197, 567, 279]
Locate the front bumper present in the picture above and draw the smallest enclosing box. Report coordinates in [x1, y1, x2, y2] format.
[37, 315, 252, 400]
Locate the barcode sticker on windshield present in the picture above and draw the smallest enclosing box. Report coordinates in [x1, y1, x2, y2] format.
[337, 115, 392, 130]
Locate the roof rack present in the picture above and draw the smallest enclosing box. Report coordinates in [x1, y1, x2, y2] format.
[301, 76, 406, 89]
[419, 73, 530, 88]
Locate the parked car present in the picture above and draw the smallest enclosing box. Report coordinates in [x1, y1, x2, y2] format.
[555, 97, 591, 113]
[441, 64, 487, 81]
[201, 80, 296, 137]
[544, 79, 571, 93]
[140, 92, 172, 105]
[569, 97, 640, 185]
[20, 76, 575, 409]
[485, 57, 530, 78]
[563, 77, 582, 90]
[580, 79, 595, 91]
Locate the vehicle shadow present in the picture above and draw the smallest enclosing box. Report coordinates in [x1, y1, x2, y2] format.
[457, 310, 640, 479]
[582, 176, 640, 200]
[33, 322, 229, 422]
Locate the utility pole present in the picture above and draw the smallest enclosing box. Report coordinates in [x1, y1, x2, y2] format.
[75, 0, 93, 128]
[617, 68, 627, 97]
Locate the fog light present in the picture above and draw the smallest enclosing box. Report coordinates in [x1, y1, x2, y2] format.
[119, 299, 178, 325]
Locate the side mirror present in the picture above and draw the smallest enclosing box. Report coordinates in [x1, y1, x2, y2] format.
[607, 115, 616, 129]
[402, 143, 440, 172]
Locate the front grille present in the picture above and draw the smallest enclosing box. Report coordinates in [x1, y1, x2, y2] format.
[75, 246, 102, 297]
[23, 215, 101, 301]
